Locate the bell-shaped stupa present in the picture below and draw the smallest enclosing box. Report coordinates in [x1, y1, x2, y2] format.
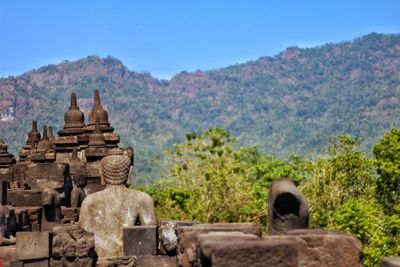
[87, 90, 113, 132]
[58, 93, 85, 136]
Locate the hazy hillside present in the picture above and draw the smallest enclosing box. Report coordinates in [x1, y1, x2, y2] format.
[1, 32, 399, 183]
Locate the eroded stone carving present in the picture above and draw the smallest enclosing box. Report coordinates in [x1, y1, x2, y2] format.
[268, 179, 309, 235]
[78, 148, 156, 258]
[52, 225, 95, 258]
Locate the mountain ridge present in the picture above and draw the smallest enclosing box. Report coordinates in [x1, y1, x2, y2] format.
[1, 32, 399, 183]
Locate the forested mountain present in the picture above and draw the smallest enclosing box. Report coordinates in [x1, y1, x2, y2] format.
[1, 32, 399, 182]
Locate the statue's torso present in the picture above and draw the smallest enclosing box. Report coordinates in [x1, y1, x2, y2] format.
[78, 186, 156, 257]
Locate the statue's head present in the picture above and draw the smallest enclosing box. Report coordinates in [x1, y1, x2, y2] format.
[100, 148, 132, 186]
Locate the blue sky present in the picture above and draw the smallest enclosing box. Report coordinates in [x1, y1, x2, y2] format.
[0, 1, 399, 79]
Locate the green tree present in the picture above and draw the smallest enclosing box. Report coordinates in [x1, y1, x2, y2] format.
[373, 128, 400, 214]
[142, 128, 310, 226]
[301, 135, 375, 227]
[301, 135, 400, 266]
[147, 128, 260, 223]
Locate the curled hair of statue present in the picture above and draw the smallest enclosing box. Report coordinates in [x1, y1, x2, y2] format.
[101, 148, 131, 185]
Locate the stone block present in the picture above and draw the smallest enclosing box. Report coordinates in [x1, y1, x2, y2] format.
[198, 238, 298, 267]
[26, 163, 66, 190]
[382, 257, 400, 267]
[8, 163, 28, 185]
[16, 232, 51, 260]
[96, 256, 137, 267]
[52, 225, 95, 258]
[136, 255, 176, 267]
[177, 223, 261, 267]
[197, 232, 261, 267]
[31, 223, 41, 232]
[49, 257, 93, 267]
[55, 152, 73, 163]
[23, 259, 49, 267]
[8, 190, 42, 207]
[52, 136, 78, 145]
[158, 220, 200, 255]
[123, 225, 157, 256]
[263, 229, 363, 267]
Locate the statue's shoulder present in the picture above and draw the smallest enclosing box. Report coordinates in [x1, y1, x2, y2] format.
[80, 191, 103, 209]
[130, 189, 154, 204]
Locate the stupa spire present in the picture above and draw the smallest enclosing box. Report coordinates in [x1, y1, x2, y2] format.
[47, 126, 54, 138]
[71, 92, 78, 108]
[42, 125, 49, 141]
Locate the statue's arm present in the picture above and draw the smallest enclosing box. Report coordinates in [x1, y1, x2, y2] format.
[139, 194, 157, 225]
[78, 199, 93, 231]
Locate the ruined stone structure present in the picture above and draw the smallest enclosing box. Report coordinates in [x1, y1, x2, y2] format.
[0, 90, 368, 267]
[0, 91, 127, 241]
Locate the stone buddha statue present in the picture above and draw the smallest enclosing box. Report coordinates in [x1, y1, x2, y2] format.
[78, 148, 156, 258]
